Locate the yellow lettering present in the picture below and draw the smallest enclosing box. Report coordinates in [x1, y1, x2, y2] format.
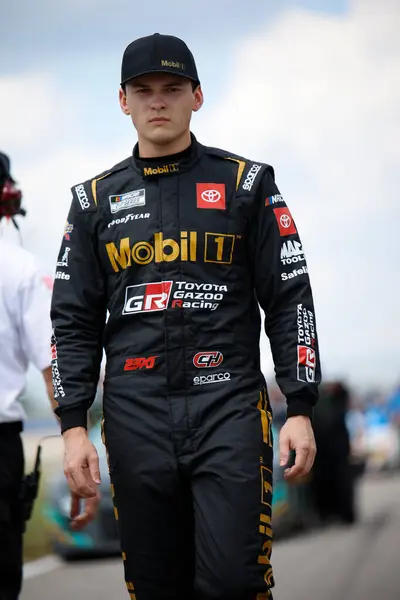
[190, 231, 197, 261]
[154, 232, 179, 262]
[106, 238, 131, 273]
[181, 231, 188, 261]
[132, 241, 154, 265]
[106, 231, 200, 269]
[214, 236, 225, 261]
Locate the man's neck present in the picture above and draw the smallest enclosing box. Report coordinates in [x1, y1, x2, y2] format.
[138, 131, 192, 158]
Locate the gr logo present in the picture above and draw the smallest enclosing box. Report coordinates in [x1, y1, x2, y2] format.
[297, 345, 316, 383]
[123, 281, 173, 315]
[193, 351, 223, 368]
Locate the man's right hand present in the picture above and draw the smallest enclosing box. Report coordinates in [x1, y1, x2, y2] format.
[63, 427, 101, 498]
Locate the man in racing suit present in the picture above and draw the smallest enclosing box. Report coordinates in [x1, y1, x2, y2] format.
[51, 33, 321, 600]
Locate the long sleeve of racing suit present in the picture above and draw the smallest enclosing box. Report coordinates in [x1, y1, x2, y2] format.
[50, 187, 107, 433]
[247, 166, 321, 419]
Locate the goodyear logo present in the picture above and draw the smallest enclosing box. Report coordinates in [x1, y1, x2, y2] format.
[143, 163, 179, 177]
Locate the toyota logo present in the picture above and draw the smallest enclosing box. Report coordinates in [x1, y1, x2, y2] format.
[201, 189, 221, 203]
[280, 214, 291, 228]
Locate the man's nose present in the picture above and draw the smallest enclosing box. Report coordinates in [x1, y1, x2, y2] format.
[150, 93, 167, 111]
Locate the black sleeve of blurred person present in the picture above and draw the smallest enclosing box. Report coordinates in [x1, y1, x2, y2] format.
[247, 166, 321, 420]
[50, 181, 107, 434]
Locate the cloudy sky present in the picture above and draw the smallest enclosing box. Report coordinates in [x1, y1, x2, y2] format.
[1, 0, 399, 406]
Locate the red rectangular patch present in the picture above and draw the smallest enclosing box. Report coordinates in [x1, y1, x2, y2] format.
[273, 207, 297, 236]
[197, 183, 226, 210]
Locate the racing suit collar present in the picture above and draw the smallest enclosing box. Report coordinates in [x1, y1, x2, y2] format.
[132, 132, 201, 178]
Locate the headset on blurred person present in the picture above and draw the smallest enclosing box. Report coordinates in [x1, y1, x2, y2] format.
[0, 151, 26, 240]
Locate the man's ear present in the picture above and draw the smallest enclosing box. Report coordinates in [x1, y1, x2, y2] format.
[119, 87, 130, 115]
[192, 85, 204, 113]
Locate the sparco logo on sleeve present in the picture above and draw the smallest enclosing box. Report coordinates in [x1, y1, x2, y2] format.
[109, 189, 146, 214]
[193, 351, 224, 368]
[75, 184, 90, 210]
[242, 164, 262, 191]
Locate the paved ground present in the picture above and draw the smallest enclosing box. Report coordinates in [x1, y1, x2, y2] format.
[21, 473, 400, 600]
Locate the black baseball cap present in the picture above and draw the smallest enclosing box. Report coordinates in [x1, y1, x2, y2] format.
[120, 33, 200, 87]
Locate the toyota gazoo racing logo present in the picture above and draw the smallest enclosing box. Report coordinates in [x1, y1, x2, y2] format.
[122, 281, 228, 315]
[296, 303, 317, 383]
[193, 351, 223, 368]
[50, 331, 65, 398]
[201, 189, 221, 203]
[193, 372, 231, 386]
[297, 304, 316, 348]
[242, 164, 262, 191]
[297, 346, 316, 383]
[123, 281, 173, 315]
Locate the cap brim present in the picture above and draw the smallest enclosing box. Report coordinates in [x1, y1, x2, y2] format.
[121, 69, 200, 86]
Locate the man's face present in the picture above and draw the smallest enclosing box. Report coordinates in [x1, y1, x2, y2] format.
[119, 73, 203, 148]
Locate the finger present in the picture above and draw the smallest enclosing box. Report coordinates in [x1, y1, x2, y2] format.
[71, 492, 100, 531]
[65, 471, 79, 495]
[279, 431, 290, 467]
[69, 466, 97, 498]
[285, 448, 308, 479]
[70, 492, 80, 519]
[88, 451, 101, 485]
[304, 445, 317, 475]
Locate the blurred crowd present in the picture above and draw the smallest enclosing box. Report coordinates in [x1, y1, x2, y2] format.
[270, 378, 400, 474]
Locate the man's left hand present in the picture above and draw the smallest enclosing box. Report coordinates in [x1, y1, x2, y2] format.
[279, 415, 316, 480]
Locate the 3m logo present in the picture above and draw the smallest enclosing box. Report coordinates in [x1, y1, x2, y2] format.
[297, 345, 316, 383]
[51, 344, 57, 361]
[273, 207, 297, 236]
[193, 351, 223, 368]
[197, 183, 226, 210]
[124, 356, 158, 371]
[123, 281, 173, 315]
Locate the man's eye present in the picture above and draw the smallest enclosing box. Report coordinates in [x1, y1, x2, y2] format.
[167, 87, 180, 92]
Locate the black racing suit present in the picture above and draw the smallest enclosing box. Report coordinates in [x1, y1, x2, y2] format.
[50, 134, 321, 600]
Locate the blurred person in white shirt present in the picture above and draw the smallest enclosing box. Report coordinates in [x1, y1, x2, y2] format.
[0, 153, 101, 600]
[0, 151, 57, 599]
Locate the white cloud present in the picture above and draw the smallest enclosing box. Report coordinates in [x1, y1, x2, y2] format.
[193, 0, 400, 390]
[0, 73, 65, 152]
